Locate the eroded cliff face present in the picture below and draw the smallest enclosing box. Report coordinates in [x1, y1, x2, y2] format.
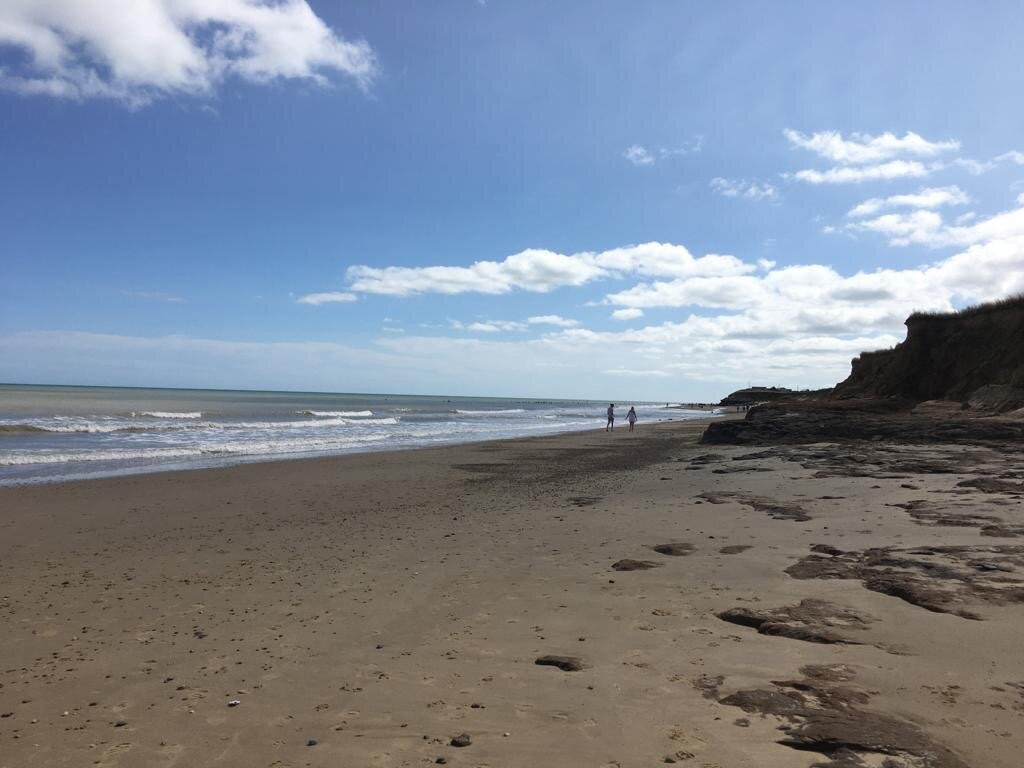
[834, 298, 1024, 412]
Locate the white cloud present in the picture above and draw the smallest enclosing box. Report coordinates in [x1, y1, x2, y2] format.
[344, 242, 754, 297]
[847, 186, 971, 218]
[710, 177, 778, 201]
[784, 129, 959, 165]
[611, 308, 644, 321]
[849, 198, 1024, 248]
[657, 136, 704, 158]
[623, 144, 654, 166]
[297, 291, 357, 305]
[791, 160, 932, 185]
[11, 213, 1024, 399]
[784, 129, 960, 186]
[605, 200, 1024, 320]
[451, 319, 527, 333]
[527, 315, 579, 327]
[953, 151, 1024, 175]
[0, 0, 376, 106]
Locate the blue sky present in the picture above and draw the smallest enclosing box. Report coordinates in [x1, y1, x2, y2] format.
[2, 1, 1024, 400]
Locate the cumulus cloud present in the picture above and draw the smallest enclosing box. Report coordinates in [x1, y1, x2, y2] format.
[710, 177, 778, 201]
[784, 129, 960, 165]
[296, 291, 357, 305]
[605, 200, 1024, 319]
[611, 308, 644, 321]
[847, 186, 971, 218]
[527, 315, 579, 327]
[784, 129, 960, 185]
[0, 0, 376, 105]
[849, 198, 1024, 248]
[344, 242, 754, 297]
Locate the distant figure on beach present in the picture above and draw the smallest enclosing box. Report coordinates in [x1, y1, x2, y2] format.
[626, 406, 637, 432]
[606, 403, 615, 431]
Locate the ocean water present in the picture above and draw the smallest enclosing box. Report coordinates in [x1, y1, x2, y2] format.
[0, 384, 716, 486]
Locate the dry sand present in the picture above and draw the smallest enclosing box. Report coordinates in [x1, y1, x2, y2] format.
[2, 419, 1023, 767]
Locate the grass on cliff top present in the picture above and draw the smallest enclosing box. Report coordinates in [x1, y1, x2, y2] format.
[908, 293, 1024, 322]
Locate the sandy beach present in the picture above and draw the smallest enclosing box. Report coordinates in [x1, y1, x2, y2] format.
[2, 417, 1023, 767]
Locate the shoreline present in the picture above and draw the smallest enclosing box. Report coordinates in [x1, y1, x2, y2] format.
[2, 417, 1022, 766]
[0, 413, 725, 489]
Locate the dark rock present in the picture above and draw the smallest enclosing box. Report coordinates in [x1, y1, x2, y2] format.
[651, 543, 695, 556]
[611, 559, 662, 571]
[535, 655, 586, 672]
[810, 544, 844, 556]
[719, 545, 752, 554]
[699, 492, 810, 521]
[450, 733, 472, 747]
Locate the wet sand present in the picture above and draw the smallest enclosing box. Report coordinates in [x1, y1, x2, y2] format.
[2, 419, 1023, 767]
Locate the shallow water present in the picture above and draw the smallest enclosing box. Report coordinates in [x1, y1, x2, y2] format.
[0, 384, 713, 485]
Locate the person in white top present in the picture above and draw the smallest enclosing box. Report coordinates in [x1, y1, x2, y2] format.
[626, 406, 637, 432]
[606, 403, 615, 431]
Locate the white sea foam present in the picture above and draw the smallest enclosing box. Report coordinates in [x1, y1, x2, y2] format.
[454, 408, 526, 415]
[0, 431, 396, 466]
[298, 410, 374, 417]
[136, 411, 202, 419]
[230, 416, 398, 429]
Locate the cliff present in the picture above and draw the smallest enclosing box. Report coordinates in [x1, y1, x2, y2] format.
[701, 294, 1024, 445]
[833, 294, 1024, 412]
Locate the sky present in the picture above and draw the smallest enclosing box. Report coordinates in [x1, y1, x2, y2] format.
[2, 1, 1024, 401]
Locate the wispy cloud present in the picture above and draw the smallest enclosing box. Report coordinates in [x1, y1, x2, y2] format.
[953, 151, 1024, 175]
[450, 319, 527, 333]
[0, 0, 377, 106]
[710, 177, 778, 201]
[611, 308, 644, 321]
[791, 160, 933, 185]
[623, 137, 702, 166]
[122, 290, 186, 303]
[847, 186, 971, 218]
[623, 144, 654, 166]
[297, 291, 358, 305]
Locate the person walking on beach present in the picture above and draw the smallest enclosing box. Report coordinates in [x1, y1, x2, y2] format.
[626, 406, 637, 432]
[606, 403, 615, 431]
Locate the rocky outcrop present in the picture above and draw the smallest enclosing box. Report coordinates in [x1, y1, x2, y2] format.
[834, 295, 1024, 412]
[702, 296, 1024, 445]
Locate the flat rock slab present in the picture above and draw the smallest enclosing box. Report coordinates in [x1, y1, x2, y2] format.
[651, 543, 695, 556]
[611, 558, 663, 571]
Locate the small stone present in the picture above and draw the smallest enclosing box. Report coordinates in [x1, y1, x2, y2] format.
[306, 738, 318, 747]
[114, 720, 127, 727]
[435, 758, 447, 765]
[450, 733, 472, 747]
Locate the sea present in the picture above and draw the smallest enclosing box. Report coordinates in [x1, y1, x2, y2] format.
[0, 384, 718, 486]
